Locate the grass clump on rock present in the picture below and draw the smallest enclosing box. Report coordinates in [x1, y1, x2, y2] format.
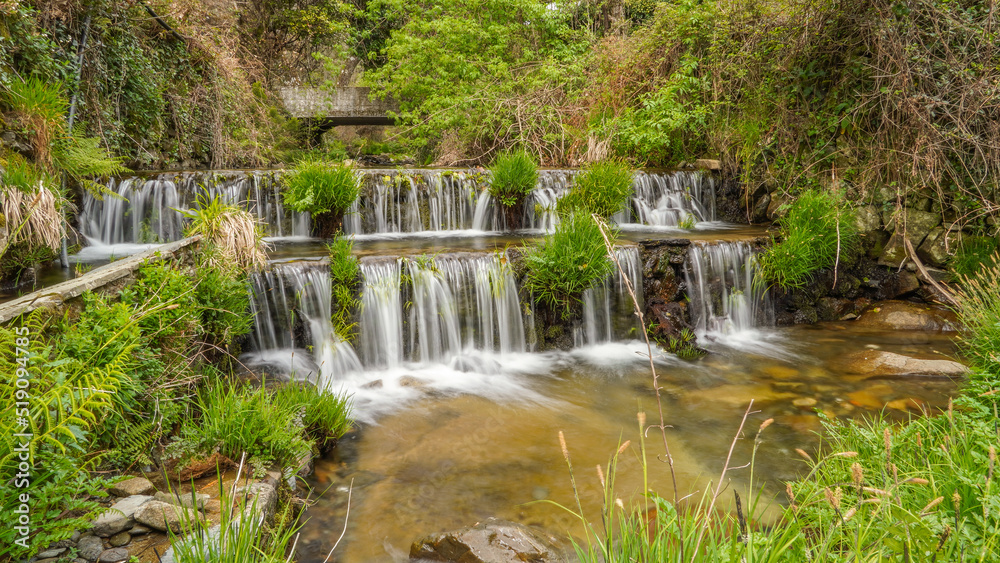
[283, 160, 360, 237]
[559, 160, 634, 218]
[524, 212, 616, 311]
[758, 189, 858, 289]
[489, 150, 538, 229]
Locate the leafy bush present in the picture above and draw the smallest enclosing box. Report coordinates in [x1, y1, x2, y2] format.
[758, 190, 858, 289]
[489, 150, 539, 207]
[282, 160, 360, 215]
[194, 253, 253, 349]
[524, 213, 616, 310]
[559, 160, 634, 218]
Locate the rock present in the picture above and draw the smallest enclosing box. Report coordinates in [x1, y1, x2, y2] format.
[887, 398, 928, 412]
[109, 477, 155, 497]
[878, 271, 920, 299]
[684, 384, 797, 408]
[917, 227, 964, 267]
[767, 194, 790, 220]
[816, 297, 854, 321]
[134, 500, 201, 533]
[97, 548, 129, 563]
[840, 350, 968, 379]
[695, 159, 721, 170]
[399, 376, 428, 388]
[92, 495, 152, 537]
[752, 193, 771, 223]
[847, 385, 894, 409]
[237, 482, 278, 522]
[854, 206, 882, 234]
[128, 525, 151, 536]
[77, 535, 105, 561]
[37, 548, 67, 558]
[108, 531, 131, 547]
[361, 379, 383, 389]
[793, 397, 818, 408]
[154, 490, 210, 510]
[762, 365, 799, 379]
[410, 517, 568, 562]
[879, 208, 942, 265]
[854, 300, 959, 331]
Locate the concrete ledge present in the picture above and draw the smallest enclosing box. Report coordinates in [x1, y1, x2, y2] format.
[0, 236, 201, 325]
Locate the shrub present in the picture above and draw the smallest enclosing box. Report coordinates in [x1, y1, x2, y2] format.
[559, 160, 634, 218]
[194, 253, 253, 349]
[758, 190, 858, 289]
[489, 150, 538, 207]
[282, 159, 360, 216]
[524, 213, 616, 310]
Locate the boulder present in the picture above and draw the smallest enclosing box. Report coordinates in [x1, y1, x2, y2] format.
[878, 271, 920, 300]
[77, 535, 105, 561]
[853, 300, 959, 331]
[917, 227, 964, 268]
[108, 531, 130, 547]
[134, 500, 201, 534]
[767, 194, 790, 220]
[109, 477, 155, 498]
[854, 206, 882, 234]
[97, 548, 129, 563]
[410, 518, 568, 563]
[879, 208, 942, 266]
[92, 495, 152, 537]
[236, 482, 278, 522]
[839, 351, 968, 379]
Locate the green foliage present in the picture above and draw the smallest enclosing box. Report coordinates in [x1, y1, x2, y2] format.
[758, 190, 858, 290]
[951, 238, 1000, 278]
[182, 196, 269, 272]
[119, 261, 200, 352]
[0, 152, 52, 192]
[167, 378, 352, 470]
[524, 213, 616, 310]
[194, 253, 254, 349]
[273, 383, 353, 452]
[283, 159, 360, 215]
[489, 150, 538, 207]
[559, 160, 634, 218]
[52, 133, 129, 194]
[956, 255, 1000, 378]
[328, 234, 360, 341]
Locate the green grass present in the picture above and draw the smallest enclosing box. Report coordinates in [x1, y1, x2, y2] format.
[489, 150, 539, 207]
[523, 213, 617, 310]
[951, 238, 1000, 278]
[282, 159, 360, 215]
[559, 160, 634, 218]
[758, 190, 858, 289]
[328, 234, 360, 341]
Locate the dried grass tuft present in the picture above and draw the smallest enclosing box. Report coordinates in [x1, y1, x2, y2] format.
[0, 184, 64, 254]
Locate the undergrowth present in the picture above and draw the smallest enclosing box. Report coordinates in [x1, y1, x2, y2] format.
[489, 150, 539, 208]
[559, 160, 634, 219]
[328, 233, 360, 342]
[283, 160, 360, 216]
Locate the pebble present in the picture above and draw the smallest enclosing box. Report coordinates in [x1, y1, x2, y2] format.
[793, 397, 818, 408]
[128, 525, 151, 536]
[109, 531, 131, 547]
[98, 548, 129, 563]
[77, 535, 105, 561]
[36, 548, 67, 558]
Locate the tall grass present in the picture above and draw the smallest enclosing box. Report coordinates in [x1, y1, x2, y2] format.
[951, 238, 1000, 278]
[957, 253, 1000, 377]
[758, 190, 858, 289]
[182, 195, 270, 272]
[3, 77, 66, 169]
[282, 160, 360, 215]
[328, 234, 360, 341]
[523, 212, 616, 310]
[559, 160, 634, 218]
[489, 150, 538, 207]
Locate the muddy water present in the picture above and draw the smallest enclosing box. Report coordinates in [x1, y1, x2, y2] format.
[295, 324, 960, 562]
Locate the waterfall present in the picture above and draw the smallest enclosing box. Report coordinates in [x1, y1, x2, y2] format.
[246, 262, 361, 384]
[348, 169, 485, 234]
[356, 252, 527, 368]
[82, 171, 308, 246]
[684, 241, 771, 338]
[577, 246, 643, 345]
[628, 170, 716, 227]
[82, 177, 184, 244]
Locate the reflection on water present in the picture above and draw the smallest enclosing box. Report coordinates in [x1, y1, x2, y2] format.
[295, 324, 960, 563]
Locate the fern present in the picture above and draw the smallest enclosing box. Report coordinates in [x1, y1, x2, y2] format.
[52, 133, 130, 198]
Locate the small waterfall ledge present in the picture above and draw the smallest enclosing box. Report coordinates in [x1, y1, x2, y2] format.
[79, 168, 718, 248]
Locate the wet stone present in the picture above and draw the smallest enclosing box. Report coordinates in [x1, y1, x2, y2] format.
[37, 548, 67, 558]
[98, 548, 129, 563]
[793, 397, 818, 408]
[77, 535, 105, 561]
[109, 477, 155, 497]
[128, 525, 151, 536]
[109, 531, 131, 547]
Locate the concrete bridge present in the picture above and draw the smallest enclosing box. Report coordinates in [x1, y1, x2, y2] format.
[280, 87, 398, 143]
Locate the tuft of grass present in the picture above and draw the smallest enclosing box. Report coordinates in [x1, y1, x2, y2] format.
[0, 179, 64, 254]
[489, 149, 538, 207]
[282, 159, 360, 216]
[181, 195, 270, 272]
[524, 212, 617, 310]
[950, 237, 1000, 277]
[559, 160, 634, 218]
[957, 252, 1000, 377]
[328, 234, 360, 341]
[274, 382, 353, 452]
[3, 77, 66, 168]
[758, 189, 858, 289]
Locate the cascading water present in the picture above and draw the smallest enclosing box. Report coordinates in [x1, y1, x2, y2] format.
[684, 241, 772, 339]
[627, 170, 716, 227]
[81, 177, 184, 244]
[355, 252, 527, 369]
[577, 246, 643, 346]
[348, 170, 485, 234]
[81, 171, 308, 248]
[245, 262, 361, 385]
